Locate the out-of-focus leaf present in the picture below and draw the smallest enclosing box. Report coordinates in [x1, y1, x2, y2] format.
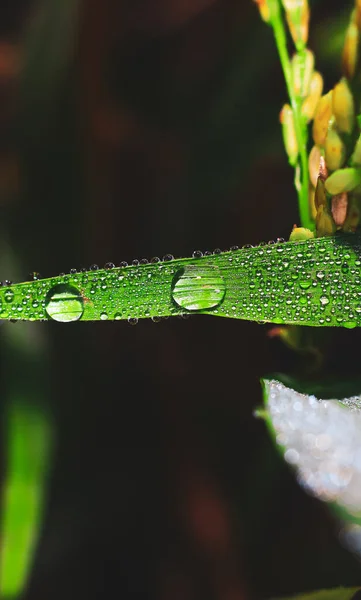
[0, 402, 52, 599]
[271, 587, 360, 600]
[262, 378, 361, 524]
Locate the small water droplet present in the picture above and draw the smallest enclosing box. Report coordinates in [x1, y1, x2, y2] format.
[45, 284, 84, 322]
[140, 258, 149, 265]
[114, 313, 122, 320]
[230, 245, 239, 251]
[100, 312, 108, 320]
[104, 262, 115, 269]
[119, 261, 128, 268]
[69, 268, 77, 275]
[90, 264, 99, 271]
[4, 289, 14, 303]
[30, 272, 41, 280]
[213, 248, 221, 255]
[320, 296, 329, 306]
[132, 259, 139, 266]
[151, 316, 161, 323]
[128, 317, 138, 325]
[192, 250, 203, 258]
[171, 265, 226, 311]
[163, 254, 174, 262]
[299, 279, 312, 290]
[151, 257, 160, 263]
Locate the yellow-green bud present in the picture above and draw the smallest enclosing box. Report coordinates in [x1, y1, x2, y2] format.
[312, 91, 333, 146]
[308, 145, 321, 188]
[351, 133, 361, 166]
[301, 72, 323, 122]
[324, 129, 346, 171]
[332, 78, 355, 133]
[280, 104, 298, 166]
[325, 167, 361, 195]
[253, 0, 270, 23]
[281, 0, 309, 51]
[342, 17, 359, 79]
[289, 226, 314, 241]
[291, 49, 314, 98]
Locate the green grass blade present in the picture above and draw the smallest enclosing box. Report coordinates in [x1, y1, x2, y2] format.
[0, 234, 360, 327]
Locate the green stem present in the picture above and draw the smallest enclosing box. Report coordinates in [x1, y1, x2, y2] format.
[268, 0, 313, 231]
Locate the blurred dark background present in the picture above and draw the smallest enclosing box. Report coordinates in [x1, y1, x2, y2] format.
[1, 0, 361, 598]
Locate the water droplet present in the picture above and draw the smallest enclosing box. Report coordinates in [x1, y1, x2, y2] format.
[45, 284, 84, 323]
[230, 245, 239, 251]
[213, 248, 222, 255]
[128, 317, 138, 325]
[119, 261, 128, 268]
[171, 265, 226, 311]
[204, 251, 212, 256]
[114, 313, 122, 320]
[30, 272, 41, 280]
[140, 258, 149, 265]
[151, 257, 160, 263]
[320, 296, 329, 306]
[4, 289, 14, 303]
[104, 262, 115, 269]
[299, 279, 312, 290]
[192, 250, 203, 258]
[100, 312, 108, 320]
[163, 254, 174, 262]
[70, 268, 77, 275]
[132, 259, 139, 266]
[151, 316, 161, 323]
[90, 264, 99, 271]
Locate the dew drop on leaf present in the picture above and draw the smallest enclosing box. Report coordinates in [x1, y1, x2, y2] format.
[4, 289, 14, 303]
[171, 265, 226, 311]
[45, 284, 84, 323]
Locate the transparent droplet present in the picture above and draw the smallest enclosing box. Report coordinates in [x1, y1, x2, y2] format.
[320, 296, 329, 306]
[299, 279, 312, 290]
[192, 250, 203, 258]
[128, 317, 138, 325]
[171, 265, 226, 311]
[100, 312, 108, 320]
[4, 289, 14, 303]
[45, 284, 84, 323]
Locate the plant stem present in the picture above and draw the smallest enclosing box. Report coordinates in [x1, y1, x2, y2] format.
[268, 0, 314, 231]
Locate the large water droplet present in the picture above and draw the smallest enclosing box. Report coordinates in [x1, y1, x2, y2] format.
[45, 284, 84, 322]
[171, 265, 226, 311]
